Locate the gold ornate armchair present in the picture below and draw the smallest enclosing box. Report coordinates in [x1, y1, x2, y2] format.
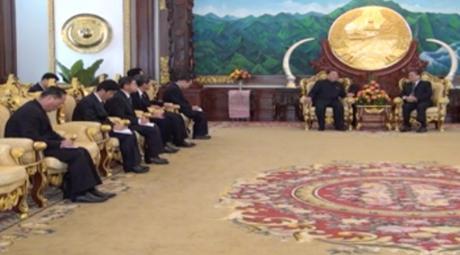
[55, 94, 113, 176]
[0, 143, 30, 218]
[299, 71, 354, 130]
[394, 72, 452, 131]
[0, 103, 49, 208]
[61, 79, 121, 175]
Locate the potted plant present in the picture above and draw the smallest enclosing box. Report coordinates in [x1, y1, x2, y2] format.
[57, 59, 104, 87]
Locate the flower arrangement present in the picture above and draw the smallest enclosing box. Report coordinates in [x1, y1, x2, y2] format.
[356, 81, 391, 105]
[229, 68, 252, 82]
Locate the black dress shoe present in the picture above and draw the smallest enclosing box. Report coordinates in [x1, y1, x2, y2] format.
[194, 135, 211, 140]
[416, 127, 428, 133]
[335, 126, 347, 131]
[126, 165, 149, 173]
[90, 189, 116, 199]
[71, 192, 108, 203]
[400, 126, 411, 132]
[177, 141, 195, 148]
[146, 157, 169, 165]
[164, 145, 179, 153]
[318, 127, 325, 131]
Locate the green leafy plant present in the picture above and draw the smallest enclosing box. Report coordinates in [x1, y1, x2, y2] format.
[57, 59, 104, 87]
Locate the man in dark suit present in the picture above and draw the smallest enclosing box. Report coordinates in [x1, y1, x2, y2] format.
[400, 71, 433, 133]
[5, 87, 114, 203]
[303, 70, 346, 131]
[131, 76, 178, 153]
[347, 83, 360, 128]
[162, 73, 210, 139]
[104, 76, 168, 165]
[131, 75, 194, 148]
[28, 73, 59, 93]
[72, 80, 149, 173]
[127, 67, 144, 77]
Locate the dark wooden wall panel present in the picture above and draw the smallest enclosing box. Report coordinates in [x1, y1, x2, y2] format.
[166, 0, 194, 79]
[135, 0, 156, 77]
[0, 0, 16, 83]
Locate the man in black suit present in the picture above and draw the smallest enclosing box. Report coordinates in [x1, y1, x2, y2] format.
[105, 76, 168, 164]
[303, 70, 346, 131]
[127, 67, 144, 77]
[28, 73, 59, 93]
[72, 80, 149, 173]
[131, 75, 194, 148]
[131, 76, 179, 153]
[400, 71, 433, 133]
[5, 87, 114, 203]
[162, 73, 210, 139]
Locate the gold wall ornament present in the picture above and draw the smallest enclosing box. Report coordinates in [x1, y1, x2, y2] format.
[328, 6, 412, 71]
[61, 14, 112, 53]
[160, 57, 170, 84]
[196, 76, 234, 85]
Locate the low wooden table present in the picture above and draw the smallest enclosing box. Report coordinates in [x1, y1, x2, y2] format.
[356, 105, 393, 130]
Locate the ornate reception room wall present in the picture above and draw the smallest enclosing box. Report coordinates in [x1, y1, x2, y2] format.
[14, 0, 145, 82]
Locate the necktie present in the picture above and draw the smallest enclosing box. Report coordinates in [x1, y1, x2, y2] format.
[410, 81, 419, 96]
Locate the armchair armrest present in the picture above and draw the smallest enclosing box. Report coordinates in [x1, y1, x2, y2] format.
[438, 97, 450, 106]
[109, 117, 131, 126]
[54, 122, 92, 143]
[393, 97, 403, 106]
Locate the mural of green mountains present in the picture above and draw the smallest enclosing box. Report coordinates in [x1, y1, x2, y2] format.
[193, 0, 460, 76]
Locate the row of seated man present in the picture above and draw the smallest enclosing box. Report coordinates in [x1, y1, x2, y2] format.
[300, 70, 433, 133]
[4, 69, 210, 204]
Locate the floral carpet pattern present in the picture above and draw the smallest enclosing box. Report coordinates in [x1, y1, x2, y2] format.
[220, 162, 460, 254]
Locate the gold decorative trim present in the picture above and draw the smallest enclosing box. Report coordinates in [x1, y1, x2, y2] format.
[48, 0, 56, 72]
[0, 182, 29, 218]
[160, 56, 170, 84]
[160, 0, 167, 10]
[195, 75, 234, 85]
[123, 0, 132, 74]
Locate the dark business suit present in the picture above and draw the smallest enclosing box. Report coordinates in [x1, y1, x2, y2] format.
[401, 80, 433, 127]
[5, 100, 102, 199]
[348, 84, 360, 127]
[131, 91, 187, 146]
[162, 83, 208, 138]
[105, 90, 163, 160]
[28, 83, 45, 93]
[72, 93, 141, 171]
[308, 79, 346, 130]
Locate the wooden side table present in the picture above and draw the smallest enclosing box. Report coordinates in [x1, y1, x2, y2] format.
[356, 105, 393, 130]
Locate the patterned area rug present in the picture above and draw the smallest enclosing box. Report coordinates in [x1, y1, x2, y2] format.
[0, 171, 130, 253]
[219, 162, 460, 254]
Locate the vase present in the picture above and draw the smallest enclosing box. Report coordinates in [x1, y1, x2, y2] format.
[238, 80, 243, 91]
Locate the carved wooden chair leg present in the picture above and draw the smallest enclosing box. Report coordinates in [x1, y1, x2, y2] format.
[13, 182, 29, 219]
[31, 162, 48, 207]
[98, 145, 113, 177]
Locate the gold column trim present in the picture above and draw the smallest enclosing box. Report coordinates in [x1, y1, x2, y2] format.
[160, 0, 167, 10]
[48, 0, 56, 72]
[160, 56, 170, 84]
[123, 0, 132, 74]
